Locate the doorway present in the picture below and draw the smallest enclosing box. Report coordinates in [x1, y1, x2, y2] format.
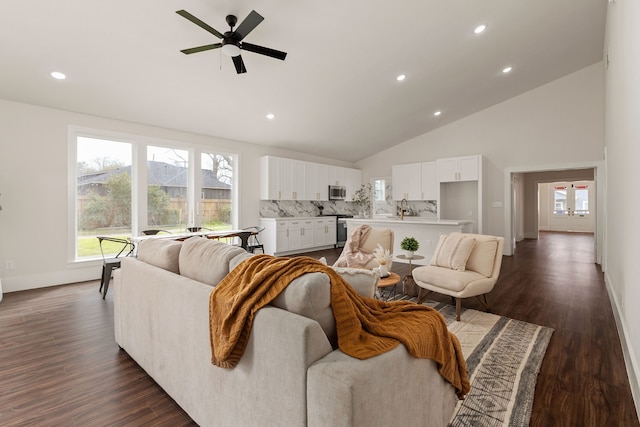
[503, 163, 603, 263]
[540, 181, 595, 233]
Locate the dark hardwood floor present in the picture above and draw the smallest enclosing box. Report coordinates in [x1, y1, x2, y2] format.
[0, 232, 637, 426]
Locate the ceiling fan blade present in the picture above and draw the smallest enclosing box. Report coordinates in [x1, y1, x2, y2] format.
[176, 10, 223, 39]
[234, 10, 264, 41]
[232, 55, 247, 74]
[180, 43, 222, 55]
[241, 42, 287, 61]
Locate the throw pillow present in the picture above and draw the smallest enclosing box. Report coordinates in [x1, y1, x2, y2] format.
[430, 233, 476, 271]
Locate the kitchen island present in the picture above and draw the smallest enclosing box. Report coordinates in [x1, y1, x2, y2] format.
[345, 217, 473, 265]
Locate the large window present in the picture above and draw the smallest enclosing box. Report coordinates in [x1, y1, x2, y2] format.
[76, 136, 132, 258]
[200, 152, 233, 231]
[72, 130, 237, 260]
[147, 145, 190, 232]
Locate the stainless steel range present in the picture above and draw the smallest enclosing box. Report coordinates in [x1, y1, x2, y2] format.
[321, 214, 353, 248]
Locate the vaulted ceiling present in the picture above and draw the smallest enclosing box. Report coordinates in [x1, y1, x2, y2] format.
[0, 1, 606, 162]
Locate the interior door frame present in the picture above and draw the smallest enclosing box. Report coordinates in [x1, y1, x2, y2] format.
[503, 161, 604, 264]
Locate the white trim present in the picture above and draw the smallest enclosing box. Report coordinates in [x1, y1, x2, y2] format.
[604, 271, 640, 415]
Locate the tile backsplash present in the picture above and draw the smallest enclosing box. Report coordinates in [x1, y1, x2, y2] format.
[259, 200, 437, 218]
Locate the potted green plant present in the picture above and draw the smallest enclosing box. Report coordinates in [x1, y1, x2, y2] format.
[400, 237, 419, 259]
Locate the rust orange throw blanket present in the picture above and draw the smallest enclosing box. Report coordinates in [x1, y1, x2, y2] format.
[209, 255, 470, 399]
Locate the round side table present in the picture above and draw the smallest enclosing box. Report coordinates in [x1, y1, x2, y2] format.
[395, 254, 425, 296]
[376, 272, 401, 301]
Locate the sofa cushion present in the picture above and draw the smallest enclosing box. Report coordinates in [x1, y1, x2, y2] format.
[360, 228, 393, 253]
[179, 237, 248, 286]
[137, 238, 182, 274]
[465, 236, 499, 277]
[331, 266, 379, 298]
[270, 266, 379, 347]
[413, 265, 486, 292]
[270, 272, 337, 346]
[430, 233, 476, 271]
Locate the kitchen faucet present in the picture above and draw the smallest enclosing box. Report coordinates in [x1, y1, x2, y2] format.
[400, 199, 408, 220]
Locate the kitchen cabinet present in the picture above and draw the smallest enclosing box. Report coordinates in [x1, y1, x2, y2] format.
[313, 217, 337, 246]
[305, 162, 328, 201]
[327, 166, 345, 186]
[421, 161, 438, 200]
[261, 156, 361, 201]
[437, 155, 479, 182]
[260, 217, 336, 255]
[392, 163, 422, 200]
[260, 156, 306, 200]
[344, 168, 363, 201]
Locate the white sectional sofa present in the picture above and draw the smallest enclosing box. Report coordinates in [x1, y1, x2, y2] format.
[113, 237, 457, 427]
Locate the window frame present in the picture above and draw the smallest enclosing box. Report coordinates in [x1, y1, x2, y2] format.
[68, 126, 238, 263]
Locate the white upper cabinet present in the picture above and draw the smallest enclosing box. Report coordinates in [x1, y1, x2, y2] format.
[344, 168, 362, 201]
[260, 156, 361, 201]
[327, 165, 345, 186]
[437, 155, 480, 182]
[421, 161, 438, 200]
[305, 162, 328, 201]
[260, 156, 283, 200]
[392, 163, 422, 200]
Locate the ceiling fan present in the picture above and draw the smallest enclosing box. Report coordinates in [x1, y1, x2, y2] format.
[176, 9, 287, 74]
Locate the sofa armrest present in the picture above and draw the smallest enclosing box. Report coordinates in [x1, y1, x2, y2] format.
[307, 345, 457, 427]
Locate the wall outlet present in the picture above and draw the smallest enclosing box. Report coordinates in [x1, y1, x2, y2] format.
[5, 260, 14, 270]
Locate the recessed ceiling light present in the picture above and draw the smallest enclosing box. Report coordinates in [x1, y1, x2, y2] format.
[266, 113, 275, 120]
[396, 74, 406, 81]
[502, 66, 513, 74]
[434, 111, 442, 117]
[50, 71, 66, 80]
[474, 24, 487, 34]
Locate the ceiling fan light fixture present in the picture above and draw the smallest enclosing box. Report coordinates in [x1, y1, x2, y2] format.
[222, 42, 241, 57]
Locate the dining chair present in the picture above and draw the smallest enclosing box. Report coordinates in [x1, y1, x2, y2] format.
[97, 236, 134, 299]
[242, 226, 265, 253]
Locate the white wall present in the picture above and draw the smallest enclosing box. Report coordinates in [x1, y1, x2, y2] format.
[603, 0, 640, 410]
[356, 62, 605, 239]
[0, 100, 355, 293]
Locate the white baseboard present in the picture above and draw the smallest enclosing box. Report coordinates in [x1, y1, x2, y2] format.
[604, 271, 640, 416]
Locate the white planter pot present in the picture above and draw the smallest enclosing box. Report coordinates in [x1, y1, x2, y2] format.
[404, 250, 415, 259]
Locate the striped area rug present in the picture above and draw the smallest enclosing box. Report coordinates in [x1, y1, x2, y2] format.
[390, 295, 553, 427]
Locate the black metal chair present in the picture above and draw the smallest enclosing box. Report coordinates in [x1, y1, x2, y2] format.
[141, 229, 172, 235]
[242, 226, 265, 253]
[97, 236, 134, 299]
[186, 226, 212, 233]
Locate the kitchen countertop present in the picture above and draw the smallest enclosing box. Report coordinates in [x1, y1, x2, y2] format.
[346, 217, 473, 226]
[260, 216, 337, 220]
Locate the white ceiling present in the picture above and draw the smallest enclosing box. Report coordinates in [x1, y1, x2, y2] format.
[0, 0, 606, 162]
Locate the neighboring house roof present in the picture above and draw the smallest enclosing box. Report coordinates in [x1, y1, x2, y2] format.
[78, 161, 231, 190]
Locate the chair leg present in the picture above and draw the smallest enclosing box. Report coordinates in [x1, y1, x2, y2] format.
[455, 298, 462, 321]
[476, 294, 491, 312]
[99, 265, 108, 293]
[416, 287, 425, 304]
[102, 265, 117, 299]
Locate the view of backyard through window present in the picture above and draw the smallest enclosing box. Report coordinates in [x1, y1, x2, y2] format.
[75, 136, 234, 259]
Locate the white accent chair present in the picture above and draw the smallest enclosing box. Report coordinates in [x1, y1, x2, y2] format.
[333, 226, 394, 270]
[414, 233, 504, 321]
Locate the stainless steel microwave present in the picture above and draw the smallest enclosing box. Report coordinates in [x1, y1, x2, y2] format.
[328, 185, 346, 200]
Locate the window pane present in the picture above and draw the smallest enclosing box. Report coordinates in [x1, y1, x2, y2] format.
[147, 146, 189, 232]
[76, 137, 132, 258]
[553, 186, 567, 214]
[201, 153, 233, 231]
[574, 186, 589, 214]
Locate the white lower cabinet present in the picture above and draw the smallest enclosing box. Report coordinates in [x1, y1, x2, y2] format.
[261, 217, 337, 255]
